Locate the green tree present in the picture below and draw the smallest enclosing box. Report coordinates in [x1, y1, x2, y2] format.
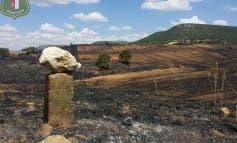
[22, 47, 38, 55]
[119, 50, 132, 65]
[95, 52, 111, 70]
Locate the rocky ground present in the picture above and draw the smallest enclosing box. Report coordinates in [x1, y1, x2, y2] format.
[0, 58, 237, 143]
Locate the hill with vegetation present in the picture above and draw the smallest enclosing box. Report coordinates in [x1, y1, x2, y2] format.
[135, 23, 237, 45]
[92, 41, 129, 45]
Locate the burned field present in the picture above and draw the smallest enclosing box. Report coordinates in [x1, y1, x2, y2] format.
[0, 44, 237, 143]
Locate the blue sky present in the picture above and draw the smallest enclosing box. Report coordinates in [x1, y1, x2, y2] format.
[0, 0, 236, 50]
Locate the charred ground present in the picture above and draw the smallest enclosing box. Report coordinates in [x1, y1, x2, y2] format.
[0, 44, 237, 143]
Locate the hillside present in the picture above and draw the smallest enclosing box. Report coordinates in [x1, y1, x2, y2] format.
[92, 41, 129, 45]
[135, 24, 237, 45]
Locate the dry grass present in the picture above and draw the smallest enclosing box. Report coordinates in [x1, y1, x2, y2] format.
[77, 44, 237, 105]
[74, 67, 210, 89]
[37, 123, 53, 137]
[78, 44, 231, 68]
[78, 45, 146, 55]
[192, 92, 236, 102]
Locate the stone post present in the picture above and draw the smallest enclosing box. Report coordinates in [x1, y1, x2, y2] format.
[39, 47, 81, 128]
[45, 73, 74, 127]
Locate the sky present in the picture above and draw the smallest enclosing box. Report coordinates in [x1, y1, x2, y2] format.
[0, 0, 236, 50]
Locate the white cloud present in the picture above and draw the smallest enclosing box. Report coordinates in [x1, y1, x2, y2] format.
[39, 23, 64, 33]
[213, 20, 228, 26]
[63, 23, 76, 29]
[104, 33, 148, 42]
[72, 12, 108, 22]
[108, 26, 132, 31]
[189, 0, 203, 2]
[25, 25, 100, 47]
[0, 23, 148, 50]
[141, 0, 203, 11]
[0, 24, 23, 50]
[66, 28, 100, 43]
[171, 16, 206, 25]
[31, 0, 100, 7]
[25, 31, 65, 46]
[0, 23, 100, 50]
[0, 24, 18, 33]
[157, 26, 168, 31]
[225, 6, 237, 12]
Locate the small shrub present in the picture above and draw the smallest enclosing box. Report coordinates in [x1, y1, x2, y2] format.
[95, 52, 111, 70]
[119, 50, 132, 65]
[22, 47, 38, 55]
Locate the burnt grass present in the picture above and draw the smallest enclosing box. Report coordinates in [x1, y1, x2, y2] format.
[0, 58, 237, 143]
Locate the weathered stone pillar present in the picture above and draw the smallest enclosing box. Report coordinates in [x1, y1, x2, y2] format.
[45, 73, 74, 127]
[39, 47, 81, 128]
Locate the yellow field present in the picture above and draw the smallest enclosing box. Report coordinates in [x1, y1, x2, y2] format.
[78, 44, 233, 68]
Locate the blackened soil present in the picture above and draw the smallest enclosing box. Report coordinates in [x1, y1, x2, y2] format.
[0, 59, 237, 143]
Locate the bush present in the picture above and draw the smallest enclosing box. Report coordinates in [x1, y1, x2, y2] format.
[119, 50, 132, 65]
[95, 52, 111, 70]
[0, 48, 9, 59]
[22, 47, 38, 55]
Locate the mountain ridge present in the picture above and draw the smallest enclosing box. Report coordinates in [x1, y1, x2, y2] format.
[135, 23, 237, 45]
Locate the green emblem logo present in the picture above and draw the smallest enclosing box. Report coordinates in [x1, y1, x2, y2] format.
[0, 0, 30, 19]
